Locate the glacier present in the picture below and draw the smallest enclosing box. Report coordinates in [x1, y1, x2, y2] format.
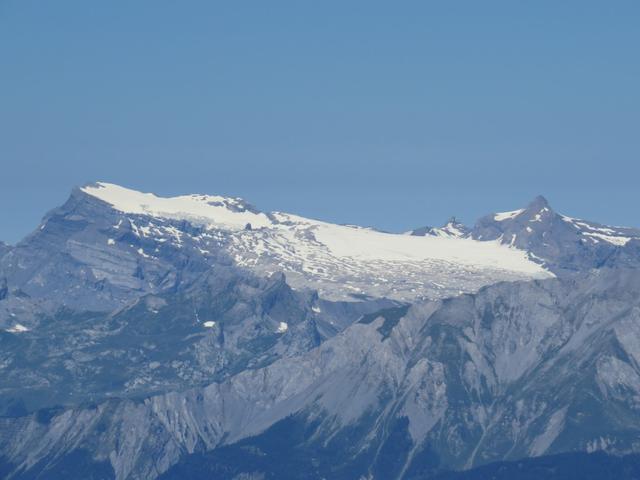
[1, 183, 640, 479]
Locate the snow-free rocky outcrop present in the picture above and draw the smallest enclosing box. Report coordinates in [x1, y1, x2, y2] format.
[2, 182, 640, 479]
[3, 270, 640, 479]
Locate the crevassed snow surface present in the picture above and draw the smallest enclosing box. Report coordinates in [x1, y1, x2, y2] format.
[313, 222, 539, 271]
[83, 182, 552, 301]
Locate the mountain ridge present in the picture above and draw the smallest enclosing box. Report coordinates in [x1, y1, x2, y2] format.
[3, 269, 640, 479]
[0, 182, 551, 332]
[2, 182, 640, 479]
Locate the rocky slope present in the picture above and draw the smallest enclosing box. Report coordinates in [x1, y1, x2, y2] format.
[3, 269, 640, 479]
[411, 195, 640, 274]
[472, 195, 640, 272]
[2, 183, 640, 479]
[0, 265, 396, 415]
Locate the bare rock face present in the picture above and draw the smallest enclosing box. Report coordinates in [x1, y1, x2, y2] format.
[413, 195, 640, 275]
[0, 188, 226, 326]
[471, 195, 640, 272]
[2, 184, 640, 479]
[3, 270, 640, 479]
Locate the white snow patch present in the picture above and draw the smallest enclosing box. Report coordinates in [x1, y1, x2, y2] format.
[162, 226, 183, 245]
[560, 215, 636, 246]
[107, 238, 115, 246]
[582, 232, 630, 246]
[586, 436, 615, 453]
[494, 209, 524, 221]
[276, 322, 288, 333]
[6, 323, 29, 333]
[82, 182, 272, 230]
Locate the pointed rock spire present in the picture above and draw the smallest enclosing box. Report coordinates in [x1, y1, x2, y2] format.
[525, 195, 551, 212]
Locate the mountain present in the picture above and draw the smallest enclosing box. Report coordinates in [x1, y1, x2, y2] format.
[0, 183, 550, 331]
[74, 183, 549, 302]
[0, 267, 395, 414]
[412, 195, 640, 273]
[472, 195, 640, 271]
[408, 217, 470, 239]
[2, 183, 640, 480]
[4, 269, 640, 479]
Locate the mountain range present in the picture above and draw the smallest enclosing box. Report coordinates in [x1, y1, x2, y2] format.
[2, 182, 640, 479]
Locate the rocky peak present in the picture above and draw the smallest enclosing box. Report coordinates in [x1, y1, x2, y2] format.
[409, 216, 470, 239]
[472, 195, 640, 272]
[527, 194, 550, 211]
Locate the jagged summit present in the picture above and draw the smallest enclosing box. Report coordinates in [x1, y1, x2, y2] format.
[409, 196, 554, 239]
[473, 194, 640, 270]
[526, 194, 550, 210]
[489, 195, 551, 223]
[409, 216, 470, 238]
[518, 194, 553, 221]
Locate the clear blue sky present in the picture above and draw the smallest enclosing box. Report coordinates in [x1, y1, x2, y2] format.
[1, 1, 639, 243]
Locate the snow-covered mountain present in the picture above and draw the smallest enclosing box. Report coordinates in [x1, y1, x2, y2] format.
[411, 194, 640, 273]
[79, 182, 550, 302]
[2, 183, 640, 480]
[0, 182, 551, 331]
[472, 195, 640, 271]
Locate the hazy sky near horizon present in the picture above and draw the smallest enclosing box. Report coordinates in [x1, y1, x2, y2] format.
[1, 1, 639, 243]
